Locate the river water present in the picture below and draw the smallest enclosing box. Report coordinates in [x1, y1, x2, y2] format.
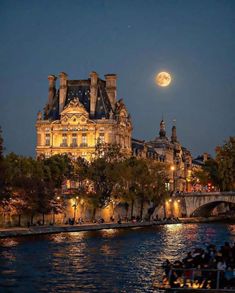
[0, 223, 235, 293]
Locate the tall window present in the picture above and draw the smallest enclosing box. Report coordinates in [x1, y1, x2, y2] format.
[45, 133, 50, 146]
[81, 133, 87, 146]
[71, 133, 77, 146]
[62, 133, 67, 146]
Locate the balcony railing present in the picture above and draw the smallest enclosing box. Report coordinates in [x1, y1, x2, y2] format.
[80, 143, 88, 147]
[70, 143, 78, 147]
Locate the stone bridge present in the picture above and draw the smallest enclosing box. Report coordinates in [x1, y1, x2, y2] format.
[178, 192, 235, 217]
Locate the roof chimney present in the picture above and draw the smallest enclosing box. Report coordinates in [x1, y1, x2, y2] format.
[48, 75, 57, 107]
[90, 71, 98, 117]
[105, 74, 117, 110]
[59, 72, 68, 114]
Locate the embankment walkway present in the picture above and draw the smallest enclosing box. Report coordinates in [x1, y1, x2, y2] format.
[0, 216, 234, 238]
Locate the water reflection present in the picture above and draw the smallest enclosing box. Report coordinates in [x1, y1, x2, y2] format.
[0, 223, 235, 292]
[0, 238, 19, 248]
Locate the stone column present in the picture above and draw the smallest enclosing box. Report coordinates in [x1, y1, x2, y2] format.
[90, 71, 98, 117]
[105, 74, 117, 110]
[59, 72, 68, 114]
[48, 75, 57, 107]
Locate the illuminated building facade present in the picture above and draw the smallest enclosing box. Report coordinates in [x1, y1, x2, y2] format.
[36, 72, 132, 160]
[132, 120, 192, 192]
[36, 71, 192, 192]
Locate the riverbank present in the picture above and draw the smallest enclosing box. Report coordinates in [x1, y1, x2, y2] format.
[0, 221, 159, 238]
[1, 215, 235, 238]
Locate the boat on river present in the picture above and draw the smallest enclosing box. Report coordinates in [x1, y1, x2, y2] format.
[153, 268, 235, 292]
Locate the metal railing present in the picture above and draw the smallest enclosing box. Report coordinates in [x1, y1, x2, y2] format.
[154, 268, 235, 291]
[179, 191, 235, 197]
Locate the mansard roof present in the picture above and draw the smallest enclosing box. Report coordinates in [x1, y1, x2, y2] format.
[131, 138, 158, 157]
[45, 78, 112, 120]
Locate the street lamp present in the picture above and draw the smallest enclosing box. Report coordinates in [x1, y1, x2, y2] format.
[170, 165, 175, 193]
[73, 197, 79, 222]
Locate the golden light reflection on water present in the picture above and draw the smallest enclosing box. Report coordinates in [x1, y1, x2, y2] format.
[1, 224, 235, 292]
[99, 229, 119, 238]
[51, 236, 88, 274]
[0, 238, 19, 248]
[100, 243, 113, 255]
[165, 223, 183, 232]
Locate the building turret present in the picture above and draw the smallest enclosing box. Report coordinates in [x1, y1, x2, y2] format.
[159, 120, 166, 138]
[171, 125, 177, 143]
[59, 72, 68, 114]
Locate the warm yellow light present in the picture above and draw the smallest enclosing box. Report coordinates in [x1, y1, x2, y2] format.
[76, 196, 79, 199]
[156, 72, 171, 87]
[56, 196, 60, 200]
[177, 199, 180, 203]
[169, 199, 172, 202]
[170, 166, 175, 171]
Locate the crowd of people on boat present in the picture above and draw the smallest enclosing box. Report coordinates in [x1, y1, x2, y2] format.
[162, 242, 235, 289]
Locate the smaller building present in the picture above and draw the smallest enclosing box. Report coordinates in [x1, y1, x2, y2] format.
[132, 120, 192, 192]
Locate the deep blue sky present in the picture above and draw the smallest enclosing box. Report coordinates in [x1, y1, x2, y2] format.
[0, 0, 235, 157]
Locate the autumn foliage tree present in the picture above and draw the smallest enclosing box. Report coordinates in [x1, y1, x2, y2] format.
[216, 137, 235, 191]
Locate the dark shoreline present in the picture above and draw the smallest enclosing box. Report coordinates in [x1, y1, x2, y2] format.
[0, 216, 235, 239]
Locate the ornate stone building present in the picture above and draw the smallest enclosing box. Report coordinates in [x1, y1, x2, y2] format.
[132, 120, 192, 192]
[36, 72, 132, 160]
[36, 71, 192, 192]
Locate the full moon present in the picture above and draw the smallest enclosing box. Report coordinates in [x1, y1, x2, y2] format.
[156, 71, 171, 87]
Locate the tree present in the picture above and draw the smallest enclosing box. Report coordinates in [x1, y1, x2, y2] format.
[216, 137, 235, 191]
[86, 143, 125, 218]
[192, 158, 220, 191]
[147, 160, 169, 218]
[0, 126, 7, 201]
[87, 158, 114, 208]
[42, 154, 74, 189]
[0, 126, 4, 159]
[94, 142, 123, 163]
[115, 157, 168, 220]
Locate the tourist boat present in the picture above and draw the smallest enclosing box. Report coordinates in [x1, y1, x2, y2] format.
[153, 268, 235, 292]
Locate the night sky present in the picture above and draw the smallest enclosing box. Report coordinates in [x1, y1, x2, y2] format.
[0, 0, 234, 157]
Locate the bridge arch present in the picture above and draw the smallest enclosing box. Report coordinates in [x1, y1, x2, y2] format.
[190, 200, 232, 217]
[181, 192, 235, 217]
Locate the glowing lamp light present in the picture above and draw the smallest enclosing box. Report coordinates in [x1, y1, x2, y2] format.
[170, 166, 175, 171]
[76, 196, 79, 199]
[56, 196, 60, 200]
[169, 199, 172, 202]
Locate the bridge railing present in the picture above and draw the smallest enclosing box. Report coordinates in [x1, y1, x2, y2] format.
[176, 191, 235, 197]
